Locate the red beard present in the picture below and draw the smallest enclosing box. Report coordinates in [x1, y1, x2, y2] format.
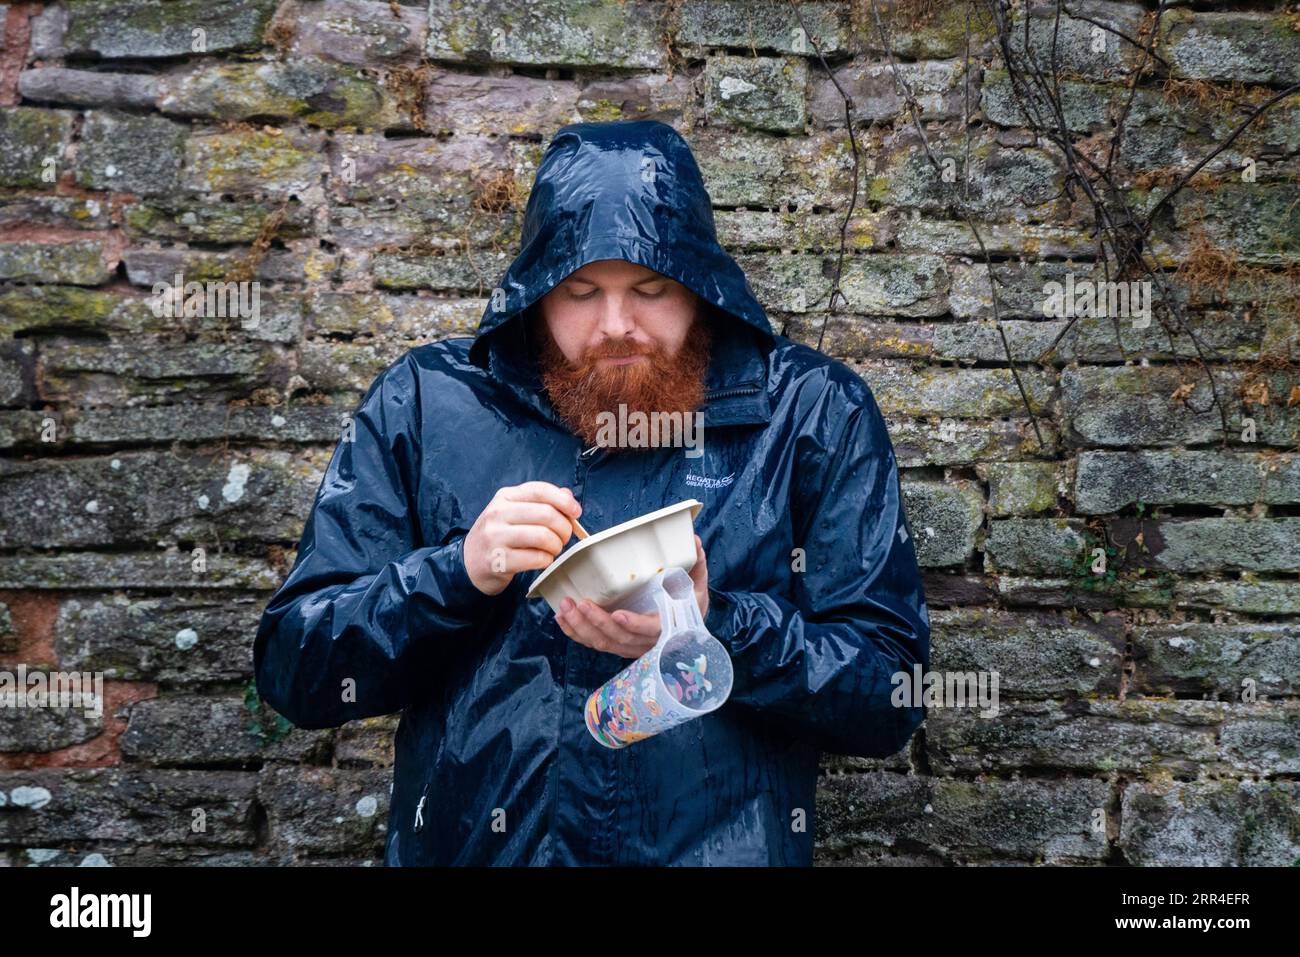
[532, 313, 713, 451]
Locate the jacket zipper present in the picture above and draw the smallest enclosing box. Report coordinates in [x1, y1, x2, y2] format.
[544, 439, 602, 862]
[574, 441, 619, 863]
[704, 384, 761, 401]
[414, 730, 435, 834]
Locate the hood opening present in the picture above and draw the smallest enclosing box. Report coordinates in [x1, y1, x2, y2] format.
[471, 242, 775, 374]
[483, 293, 771, 398]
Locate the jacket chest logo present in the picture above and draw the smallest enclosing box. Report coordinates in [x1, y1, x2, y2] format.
[685, 471, 735, 489]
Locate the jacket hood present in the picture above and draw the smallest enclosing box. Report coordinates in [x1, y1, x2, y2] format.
[469, 119, 775, 370]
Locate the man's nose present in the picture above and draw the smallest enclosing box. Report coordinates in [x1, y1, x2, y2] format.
[595, 291, 637, 338]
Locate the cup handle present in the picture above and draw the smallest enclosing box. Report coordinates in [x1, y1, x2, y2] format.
[649, 568, 705, 639]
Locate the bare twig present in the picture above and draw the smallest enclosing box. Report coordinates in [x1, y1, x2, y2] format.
[867, 0, 1046, 446]
[787, 0, 860, 350]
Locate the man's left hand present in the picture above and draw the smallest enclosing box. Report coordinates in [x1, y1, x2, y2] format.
[555, 534, 709, 659]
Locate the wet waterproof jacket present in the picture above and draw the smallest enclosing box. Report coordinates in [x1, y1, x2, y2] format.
[253, 119, 930, 866]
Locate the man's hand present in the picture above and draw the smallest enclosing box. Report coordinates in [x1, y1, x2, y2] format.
[464, 482, 582, 596]
[556, 534, 710, 659]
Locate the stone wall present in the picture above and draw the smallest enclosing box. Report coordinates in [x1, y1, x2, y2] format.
[0, 0, 1297, 866]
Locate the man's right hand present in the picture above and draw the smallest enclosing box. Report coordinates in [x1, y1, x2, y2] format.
[463, 481, 583, 596]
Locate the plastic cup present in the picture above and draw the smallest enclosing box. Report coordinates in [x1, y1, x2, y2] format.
[584, 567, 734, 748]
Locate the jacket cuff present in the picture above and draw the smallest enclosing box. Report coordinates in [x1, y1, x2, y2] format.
[426, 534, 497, 622]
[703, 585, 738, 650]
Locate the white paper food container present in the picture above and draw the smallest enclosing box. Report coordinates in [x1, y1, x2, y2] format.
[525, 499, 704, 614]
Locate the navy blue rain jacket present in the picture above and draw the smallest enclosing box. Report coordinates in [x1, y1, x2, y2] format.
[253, 119, 930, 866]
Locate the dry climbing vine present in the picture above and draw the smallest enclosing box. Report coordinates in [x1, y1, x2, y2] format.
[793, 0, 1300, 449]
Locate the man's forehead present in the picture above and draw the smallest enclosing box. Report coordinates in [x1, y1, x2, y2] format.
[565, 259, 667, 283]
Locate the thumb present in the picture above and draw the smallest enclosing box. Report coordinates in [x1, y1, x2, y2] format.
[690, 535, 707, 580]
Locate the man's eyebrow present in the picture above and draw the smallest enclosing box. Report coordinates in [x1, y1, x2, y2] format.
[565, 275, 665, 287]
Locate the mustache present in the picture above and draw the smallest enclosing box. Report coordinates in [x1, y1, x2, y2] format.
[584, 340, 654, 361]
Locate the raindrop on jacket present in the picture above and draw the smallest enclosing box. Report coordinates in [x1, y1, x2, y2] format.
[253, 119, 930, 866]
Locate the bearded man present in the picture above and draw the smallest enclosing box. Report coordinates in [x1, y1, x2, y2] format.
[254, 119, 930, 866]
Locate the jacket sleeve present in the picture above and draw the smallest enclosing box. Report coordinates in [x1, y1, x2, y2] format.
[702, 377, 930, 758]
[253, 352, 498, 730]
